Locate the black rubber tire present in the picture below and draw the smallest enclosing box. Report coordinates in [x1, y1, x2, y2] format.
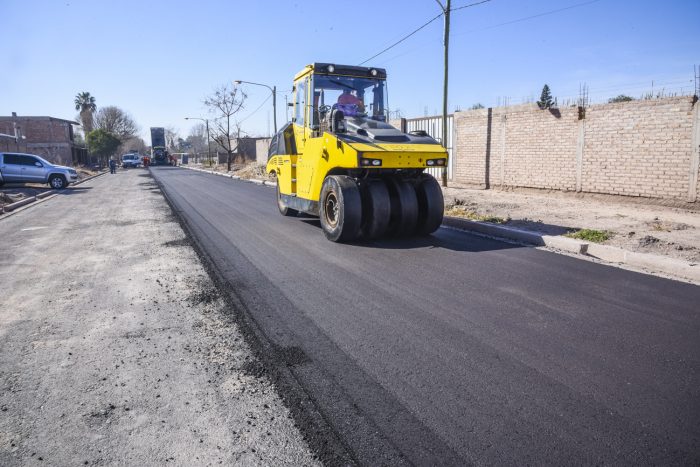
[277, 180, 298, 217]
[319, 175, 362, 242]
[48, 175, 67, 189]
[414, 174, 444, 235]
[358, 179, 390, 239]
[385, 176, 419, 237]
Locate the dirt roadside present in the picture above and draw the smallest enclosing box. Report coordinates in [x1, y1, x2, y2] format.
[444, 186, 700, 263]
[0, 169, 319, 466]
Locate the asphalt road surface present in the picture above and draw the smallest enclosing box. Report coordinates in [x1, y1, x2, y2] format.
[152, 166, 700, 466]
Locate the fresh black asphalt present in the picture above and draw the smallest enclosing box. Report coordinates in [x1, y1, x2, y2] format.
[152, 167, 700, 466]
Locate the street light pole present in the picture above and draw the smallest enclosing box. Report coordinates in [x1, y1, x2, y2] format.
[233, 80, 277, 135]
[184, 117, 212, 167]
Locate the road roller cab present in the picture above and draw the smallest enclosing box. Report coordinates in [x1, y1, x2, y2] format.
[267, 63, 447, 242]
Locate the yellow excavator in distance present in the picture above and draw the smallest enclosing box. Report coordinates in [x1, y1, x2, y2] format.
[267, 63, 447, 242]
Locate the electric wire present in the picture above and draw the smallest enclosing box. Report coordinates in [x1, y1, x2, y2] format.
[452, 0, 492, 11]
[453, 0, 601, 36]
[358, 0, 492, 65]
[358, 12, 443, 65]
[238, 94, 272, 124]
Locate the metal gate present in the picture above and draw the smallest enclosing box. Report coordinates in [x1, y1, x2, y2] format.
[405, 115, 453, 180]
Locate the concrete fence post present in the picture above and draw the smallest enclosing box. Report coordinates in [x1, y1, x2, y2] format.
[499, 113, 507, 188]
[689, 102, 700, 202]
[575, 119, 586, 193]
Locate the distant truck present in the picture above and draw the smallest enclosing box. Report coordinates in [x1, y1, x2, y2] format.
[150, 127, 169, 166]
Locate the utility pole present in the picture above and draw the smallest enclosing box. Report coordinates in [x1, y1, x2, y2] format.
[437, 0, 451, 187]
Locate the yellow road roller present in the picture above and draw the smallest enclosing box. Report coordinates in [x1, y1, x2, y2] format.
[267, 63, 447, 242]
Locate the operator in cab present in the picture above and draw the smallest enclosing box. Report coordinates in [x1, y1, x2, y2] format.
[336, 89, 365, 115]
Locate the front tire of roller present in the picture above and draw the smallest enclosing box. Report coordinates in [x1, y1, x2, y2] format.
[277, 180, 298, 217]
[385, 177, 418, 237]
[358, 180, 390, 239]
[319, 175, 362, 242]
[414, 174, 444, 235]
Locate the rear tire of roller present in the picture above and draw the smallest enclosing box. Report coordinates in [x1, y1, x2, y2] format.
[414, 174, 444, 235]
[319, 175, 362, 242]
[358, 179, 390, 239]
[385, 176, 418, 237]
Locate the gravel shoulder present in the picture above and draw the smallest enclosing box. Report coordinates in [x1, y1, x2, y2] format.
[444, 186, 700, 263]
[0, 169, 318, 466]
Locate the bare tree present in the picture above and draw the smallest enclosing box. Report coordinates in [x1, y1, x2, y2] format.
[93, 106, 139, 141]
[186, 123, 208, 162]
[204, 84, 246, 171]
[117, 136, 147, 155]
[165, 127, 179, 150]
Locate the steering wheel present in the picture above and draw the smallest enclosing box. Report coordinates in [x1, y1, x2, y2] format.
[319, 104, 332, 114]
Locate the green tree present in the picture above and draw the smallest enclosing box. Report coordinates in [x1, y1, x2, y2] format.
[608, 94, 634, 103]
[87, 129, 120, 166]
[74, 92, 97, 135]
[470, 103, 485, 110]
[537, 84, 554, 109]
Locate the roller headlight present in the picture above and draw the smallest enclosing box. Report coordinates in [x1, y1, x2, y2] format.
[360, 158, 382, 167]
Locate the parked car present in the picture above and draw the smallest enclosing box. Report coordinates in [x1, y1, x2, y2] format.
[121, 153, 141, 168]
[0, 152, 78, 189]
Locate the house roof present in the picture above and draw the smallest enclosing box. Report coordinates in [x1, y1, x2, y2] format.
[0, 116, 81, 125]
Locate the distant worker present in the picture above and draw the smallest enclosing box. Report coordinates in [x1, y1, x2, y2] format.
[108, 157, 117, 174]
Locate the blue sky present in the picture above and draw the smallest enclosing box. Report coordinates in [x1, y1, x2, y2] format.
[2, 0, 698, 142]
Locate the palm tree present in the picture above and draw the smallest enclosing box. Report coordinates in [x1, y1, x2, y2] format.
[74, 92, 97, 135]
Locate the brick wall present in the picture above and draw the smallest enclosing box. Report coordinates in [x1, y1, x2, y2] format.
[449, 96, 699, 202]
[581, 98, 696, 199]
[0, 116, 80, 166]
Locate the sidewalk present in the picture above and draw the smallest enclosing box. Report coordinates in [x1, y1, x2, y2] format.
[0, 169, 318, 466]
[443, 186, 700, 264]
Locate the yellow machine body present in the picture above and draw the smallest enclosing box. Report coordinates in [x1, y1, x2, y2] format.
[267, 63, 448, 212]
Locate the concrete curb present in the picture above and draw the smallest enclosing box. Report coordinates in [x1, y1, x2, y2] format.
[444, 216, 699, 284]
[443, 217, 589, 255]
[182, 166, 699, 284]
[1, 171, 107, 216]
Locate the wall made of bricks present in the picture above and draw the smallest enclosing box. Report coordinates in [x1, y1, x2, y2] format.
[449, 96, 698, 201]
[453, 109, 490, 186]
[582, 97, 694, 199]
[0, 117, 77, 165]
